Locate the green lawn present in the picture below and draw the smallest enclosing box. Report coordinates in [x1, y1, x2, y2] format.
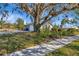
[0, 32, 47, 55]
[46, 40, 79, 56]
[74, 31, 79, 35]
[0, 30, 79, 55]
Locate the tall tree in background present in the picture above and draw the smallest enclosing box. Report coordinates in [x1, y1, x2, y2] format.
[16, 18, 24, 30]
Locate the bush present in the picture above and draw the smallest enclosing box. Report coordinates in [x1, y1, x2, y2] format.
[39, 28, 51, 38]
[51, 28, 76, 38]
[60, 29, 68, 36]
[51, 25, 61, 38]
[67, 28, 76, 36]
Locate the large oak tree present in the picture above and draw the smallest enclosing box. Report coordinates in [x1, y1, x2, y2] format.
[0, 3, 79, 32]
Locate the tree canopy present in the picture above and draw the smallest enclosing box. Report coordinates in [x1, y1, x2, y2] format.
[0, 3, 79, 31]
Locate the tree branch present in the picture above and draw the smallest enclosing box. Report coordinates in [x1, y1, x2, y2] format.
[40, 3, 79, 25]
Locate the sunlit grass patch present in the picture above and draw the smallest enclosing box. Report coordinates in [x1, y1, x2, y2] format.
[74, 31, 79, 35]
[0, 32, 47, 55]
[46, 40, 79, 56]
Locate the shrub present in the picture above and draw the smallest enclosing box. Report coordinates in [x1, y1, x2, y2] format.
[51, 25, 61, 38]
[39, 28, 51, 38]
[67, 28, 76, 36]
[60, 29, 68, 36]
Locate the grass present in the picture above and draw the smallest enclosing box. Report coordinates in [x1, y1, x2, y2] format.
[46, 40, 79, 56]
[0, 29, 79, 55]
[74, 31, 79, 35]
[0, 32, 47, 55]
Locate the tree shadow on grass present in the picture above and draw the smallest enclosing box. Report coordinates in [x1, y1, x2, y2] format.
[46, 50, 66, 56]
[67, 45, 79, 51]
[46, 40, 79, 56]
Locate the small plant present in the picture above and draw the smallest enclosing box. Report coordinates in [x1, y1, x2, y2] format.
[51, 25, 61, 38]
[39, 28, 51, 38]
[67, 28, 76, 36]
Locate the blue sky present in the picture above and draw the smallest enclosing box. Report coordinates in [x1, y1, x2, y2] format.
[0, 4, 78, 28]
[51, 11, 78, 28]
[0, 4, 32, 24]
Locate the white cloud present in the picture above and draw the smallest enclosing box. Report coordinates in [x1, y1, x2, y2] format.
[68, 18, 73, 20]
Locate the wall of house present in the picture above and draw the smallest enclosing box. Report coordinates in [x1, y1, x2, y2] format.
[29, 25, 34, 32]
[25, 21, 53, 32]
[40, 22, 53, 31]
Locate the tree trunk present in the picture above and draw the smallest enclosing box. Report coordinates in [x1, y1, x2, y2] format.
[33, 4, 40, 32]
[33, 23, 40, 32]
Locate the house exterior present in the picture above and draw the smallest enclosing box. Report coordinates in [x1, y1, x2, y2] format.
[40, 21, 53, 31]
[24, 21, 53, 32]
[24, 23, 34, 32]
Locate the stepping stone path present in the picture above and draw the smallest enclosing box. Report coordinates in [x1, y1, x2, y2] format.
[7, 35, 79, 56]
